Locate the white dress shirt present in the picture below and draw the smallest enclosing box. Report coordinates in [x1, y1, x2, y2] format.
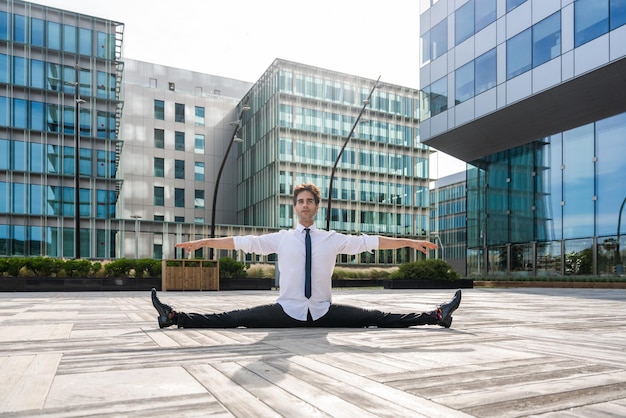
[233, 224, 379, 320]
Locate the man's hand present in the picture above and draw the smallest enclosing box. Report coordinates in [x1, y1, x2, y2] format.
[406, 240, 439, 254]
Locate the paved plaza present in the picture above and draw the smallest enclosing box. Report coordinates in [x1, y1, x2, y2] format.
[0, 287, 625, 417]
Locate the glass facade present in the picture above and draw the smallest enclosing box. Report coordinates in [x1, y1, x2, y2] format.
[0, 0, 123, 258]
[467, 113, 626, 276]
[238, 60, 429, 265]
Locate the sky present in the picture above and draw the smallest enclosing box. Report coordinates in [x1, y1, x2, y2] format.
[29, 0, 465, 176]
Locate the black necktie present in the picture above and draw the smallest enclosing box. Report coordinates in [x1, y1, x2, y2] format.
[304, 228, 311, 298]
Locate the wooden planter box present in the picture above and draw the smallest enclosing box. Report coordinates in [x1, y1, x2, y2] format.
[161, 260, 219, 291]
[383, 278, 474, 289]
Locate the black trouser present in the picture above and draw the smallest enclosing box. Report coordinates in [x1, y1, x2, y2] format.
[176, 303, 439, 328]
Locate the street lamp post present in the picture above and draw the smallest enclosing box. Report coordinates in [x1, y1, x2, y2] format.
[131, 215, 142, 259]
[326, 76, 380, 230]
[209, 98, 250, 259]
[430, 231, 444, 261]
[74, 64, 87, 259]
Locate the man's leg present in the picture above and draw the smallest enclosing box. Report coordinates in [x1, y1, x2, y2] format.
[177, 303, 306, 328]
[151, 288, 305, 328]
[311, 289, 462, 328]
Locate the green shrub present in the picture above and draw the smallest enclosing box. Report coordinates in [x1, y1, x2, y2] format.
[219, 257, 247, 278]
[104, 259, 134, 278]
[391, 259, 460, 281]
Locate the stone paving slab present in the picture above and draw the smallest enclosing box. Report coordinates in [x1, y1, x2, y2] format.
[0, 288, 625, 417]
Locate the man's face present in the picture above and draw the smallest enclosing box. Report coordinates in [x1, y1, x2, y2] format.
[294, 190, 319, 224]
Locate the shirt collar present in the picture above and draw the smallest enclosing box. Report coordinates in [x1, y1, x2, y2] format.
[297, 223, 317, 232]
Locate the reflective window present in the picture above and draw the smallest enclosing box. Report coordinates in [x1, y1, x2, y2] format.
[0, 54, 7, 83]
[79, 148, 91, 176]
[475, 48, 497, 95]
[456, 1, 474, 45]
[575, 0, 608, 47]
[13, 56, 26, 86]
[0, 12, 7, 40]
[475, 0, 496, 33]
[174, 188, 185, 208]
[0, 182, 6, 212]
[428, 18, 448, 62]
[174, 159, 184, 179]
[430, 76, 448, 116]
[194, 189, 204, 208]
[29, 100, 43, 130]
[0, 139, 6, 169]
[154, 129, 164, 148]
[596, 113, 626, 235]
[175, 103, 185, 122]
[19, 99, 37, 131]
[507, 0, 527, 12]
[533, 12, 561, 67]
[30, 142, 43, 173]
[194, 134, 204, 153]
[611, 0, 626, 29]
[0, 96, 7, 126]
[78, 27, 92, 56]
[154, 186, 164, 206]
[194, 106, 204, 125]
[13, 183, 26, 213]
[12, 140, 26, 171]
[154, 157, 164, 177]
[31, 18, 44, 46]
[455, 61, 474, 104]
[563, 124, 594, 239]
[154, 100, 164, 120]
[175, 131, 185, 151]
[13, 14, 26, 43]
[47, 21, 61, 50]
[507, 28, 531, 79]
[63, 24, 76, 53]
[31, 59, 44, 89]
[194, 161, 204, 181]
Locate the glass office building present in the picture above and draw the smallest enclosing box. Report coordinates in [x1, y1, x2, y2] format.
[238, 59, 429, 265]
[0, 0, 124, 258]
[419, 0, 626, 276]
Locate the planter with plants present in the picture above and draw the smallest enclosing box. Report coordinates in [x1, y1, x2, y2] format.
[384, 259, 473, 289]
[0, 257, 162, 291]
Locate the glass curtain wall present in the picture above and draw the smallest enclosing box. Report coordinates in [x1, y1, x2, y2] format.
[467, 112, 626, 277]
[0, 2, 123, 258]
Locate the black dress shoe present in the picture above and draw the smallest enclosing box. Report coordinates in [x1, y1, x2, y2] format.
[151, 288, 175, 328]
[437, 289, 462, 328]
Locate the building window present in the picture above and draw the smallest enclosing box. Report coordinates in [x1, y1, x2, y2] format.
[175, 188, 184, 207]
[154, 100, 164, 120]
[507, 12, 560, 80]
[154, 129, 164, 149]
[194, 161, 205, 181]
[154, 215, 165, 221]
[174, 159, 185, 179]
[195, 106, 205, 125]
[475, 48, 497, 95]
[506, 0, 526, 12]
[154, 186, 164, 206]
[194, 134, 205, 154]
[174, 216, 185, 223]
[175, 103, 185, 123]
[533, 12, 561, 68]
[154, 157, 164, 177]
[194, 189, 205, 208]
[194, 217, 204, 224]
[421, 18, 448, 64]
[175, 131, 185, 151]
[506, 28, 531, 79]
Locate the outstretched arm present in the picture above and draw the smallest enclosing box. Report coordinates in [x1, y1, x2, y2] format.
[175, 237, 235, 252]
[377, 236, 438, 254]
